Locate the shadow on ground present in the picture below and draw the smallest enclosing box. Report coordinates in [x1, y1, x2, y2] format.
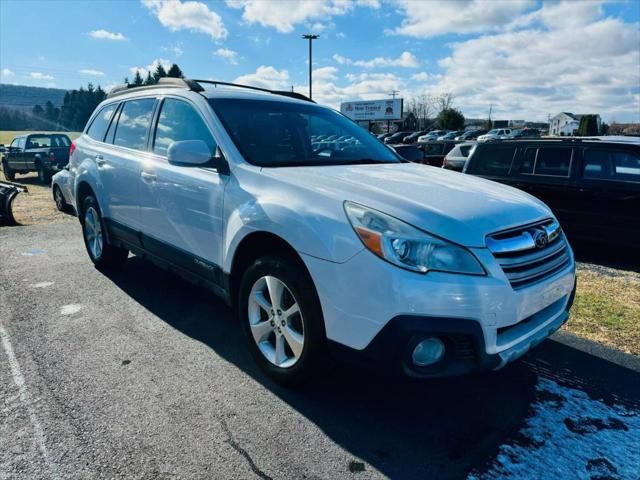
[103, 257, 640, 479]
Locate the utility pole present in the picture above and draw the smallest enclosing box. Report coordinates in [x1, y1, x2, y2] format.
[387, 90, 400, 132]
[302, 34, 319, 100]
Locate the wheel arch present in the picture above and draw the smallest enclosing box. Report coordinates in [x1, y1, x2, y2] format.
[228, 231, 313, 309]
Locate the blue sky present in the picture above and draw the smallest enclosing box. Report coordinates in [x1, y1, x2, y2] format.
[1, 0, 639, 122]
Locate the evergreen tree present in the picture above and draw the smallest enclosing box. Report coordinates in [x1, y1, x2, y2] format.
[133, 70, 144, 86]
[144, 72, 155, 85]
[153, 64, 167, 83]
[436, 108, 465, 130]
[577, 115, 599, 136]
[167, 64, 184, 78]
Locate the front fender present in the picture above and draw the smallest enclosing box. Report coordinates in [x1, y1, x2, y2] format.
[223, 197, 363, 273]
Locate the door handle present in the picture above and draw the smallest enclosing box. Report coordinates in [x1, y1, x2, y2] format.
[95, 154, 106, 166]
[141, 171, 156, 182]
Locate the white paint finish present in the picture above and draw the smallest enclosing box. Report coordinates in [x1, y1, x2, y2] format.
[0, 325, 58, 479]
[468, 378, 640, 479]
[71, 86, 576, 360]
[60, 304, 82, 316]
[30, 282, 54, 289]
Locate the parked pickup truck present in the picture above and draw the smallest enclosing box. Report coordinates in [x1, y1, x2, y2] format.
[2, 133, 71, 184]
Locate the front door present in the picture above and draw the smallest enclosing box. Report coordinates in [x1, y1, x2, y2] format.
[138, 97, 227, 281]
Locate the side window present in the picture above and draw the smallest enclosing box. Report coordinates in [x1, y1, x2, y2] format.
[153, 98, 216, 156]
[17, 137, 26, 150]
[534, 148, 572, 177]
[612, 150, 640, 181]
[87, 103, 118, 142]
[583, 149, 611, 179]
[113, 98, 156, 150]
[459, 145, 472, 157]
[10, 138, 18, 149]
[470, 146, 516, 176]
[520, 148, 536, 174]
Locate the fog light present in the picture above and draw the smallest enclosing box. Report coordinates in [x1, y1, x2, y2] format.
[412, 337, 445, 366]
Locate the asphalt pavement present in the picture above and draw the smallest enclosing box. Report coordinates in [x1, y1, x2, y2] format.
[1, 220, 639, 479]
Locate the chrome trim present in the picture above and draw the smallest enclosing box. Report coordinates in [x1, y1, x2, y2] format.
[486, 231, 535, 254]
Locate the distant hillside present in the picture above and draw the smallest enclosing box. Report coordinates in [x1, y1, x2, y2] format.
[0, 84, 69, 111]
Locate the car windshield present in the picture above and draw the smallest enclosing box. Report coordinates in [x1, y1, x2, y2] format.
[209, 98, 400, 167]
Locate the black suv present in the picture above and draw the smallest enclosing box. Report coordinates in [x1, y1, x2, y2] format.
[463, 139, 640, 247]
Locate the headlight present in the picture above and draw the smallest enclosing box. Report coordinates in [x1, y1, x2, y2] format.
[344, 201, 485, 275]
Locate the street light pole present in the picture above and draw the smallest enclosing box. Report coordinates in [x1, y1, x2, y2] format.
[302, 34, 319, 100]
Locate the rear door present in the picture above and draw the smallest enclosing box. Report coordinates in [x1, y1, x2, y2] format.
[577, 146, 640, 246]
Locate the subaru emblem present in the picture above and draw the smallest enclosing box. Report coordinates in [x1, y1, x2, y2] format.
[533, 229, 549, 249]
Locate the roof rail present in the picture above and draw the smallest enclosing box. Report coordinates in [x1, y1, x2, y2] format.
[107, 77, 314, 103]
[106, 77, 204, 98]
[191, 79, 315, 103]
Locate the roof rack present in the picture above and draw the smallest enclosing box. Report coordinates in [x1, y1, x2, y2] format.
[107, 77, 314, 103]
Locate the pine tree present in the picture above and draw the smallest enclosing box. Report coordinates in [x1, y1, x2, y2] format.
[167, 64, 184, 78]
[153, 64, 167, 83]
[144, 72, 154, 85]
[133, 70, 144, 86]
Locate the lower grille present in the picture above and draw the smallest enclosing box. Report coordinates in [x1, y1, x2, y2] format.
[487, 219, 570, 289]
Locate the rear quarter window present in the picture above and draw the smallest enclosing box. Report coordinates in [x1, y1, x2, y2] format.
[87, 103, 118, 142]
[469, 145, 516, 176]
[584, 148, 640, 182]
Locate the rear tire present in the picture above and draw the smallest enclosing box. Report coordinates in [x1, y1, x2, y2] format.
[238, 255, 326, 385]
[80, 195, 128, 270]
[2, 160, 15, 182]
[37, 164, 51, 185]
[53, 185, 66, 212]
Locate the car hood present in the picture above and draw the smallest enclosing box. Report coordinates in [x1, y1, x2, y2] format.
[268, 163, 552, 247]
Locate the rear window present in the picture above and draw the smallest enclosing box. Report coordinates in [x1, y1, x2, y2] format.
[469, 145, 516, 176]
[520, 147, 572, 177]
[422, 143, 445, 155]
[584, 149, 640, 182]
[113, 98, 156, 151]
[87, 103, 118, 142]
[26, 134, 70, 148]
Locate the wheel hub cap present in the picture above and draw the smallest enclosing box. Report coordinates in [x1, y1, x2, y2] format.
[84, 207, 103, 259]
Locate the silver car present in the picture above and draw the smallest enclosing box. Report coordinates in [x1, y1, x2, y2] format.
[442, 142, 476, 171]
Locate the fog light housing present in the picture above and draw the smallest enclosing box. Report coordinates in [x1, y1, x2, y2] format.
[412, 337, 445, 366]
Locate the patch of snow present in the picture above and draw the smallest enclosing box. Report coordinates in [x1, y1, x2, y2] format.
[60, 304, 82, 316]
[30, 282, 54, 288]
[468, 378, 640, 479]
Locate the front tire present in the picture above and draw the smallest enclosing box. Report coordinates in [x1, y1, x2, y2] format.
[80, 196, 128, 270]
[2, 160, 15, 182]
[238, 255, 326, 384]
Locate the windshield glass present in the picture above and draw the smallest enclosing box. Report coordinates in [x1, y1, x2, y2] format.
[209, 98, 400, 167]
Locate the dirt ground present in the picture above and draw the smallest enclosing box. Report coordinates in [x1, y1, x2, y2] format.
[1, 170, 71, 225]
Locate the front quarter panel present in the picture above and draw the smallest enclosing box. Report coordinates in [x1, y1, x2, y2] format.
[222, 165, 364, 273]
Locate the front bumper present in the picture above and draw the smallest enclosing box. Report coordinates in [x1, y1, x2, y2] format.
[301, 242, 576, 378]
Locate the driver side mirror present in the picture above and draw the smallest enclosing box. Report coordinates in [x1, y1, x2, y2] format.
[167, 140, 229, 175]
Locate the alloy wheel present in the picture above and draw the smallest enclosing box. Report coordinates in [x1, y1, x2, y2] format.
[248, 275, 304, 368]
[84, 207, 103, 260]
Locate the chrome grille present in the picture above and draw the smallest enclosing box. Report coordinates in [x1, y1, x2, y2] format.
[487, 219, 570, 289]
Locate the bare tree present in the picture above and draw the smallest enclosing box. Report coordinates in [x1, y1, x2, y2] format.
[436, 92, 455, 112]
[407, 94, 436, 130]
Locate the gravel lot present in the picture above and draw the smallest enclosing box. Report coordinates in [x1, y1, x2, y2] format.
[1, 221, 639, 479]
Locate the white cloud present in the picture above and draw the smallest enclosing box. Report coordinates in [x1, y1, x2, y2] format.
[234, 65, 290, 90]
[142, 0, 227, 40]
[89, 29, 127, 41]
[313, 66, 339, 82]
[332, 51, 420, 68]
[29, 72, 55, 81]
[162, 43, 184, 57]
[421, 8, 640, 122]
[214, 48, 239, 65]
[79, 69, 105, 76]
[389, 0, 534, 38]
[1, 68, 15, 79]
[226, 0, 378, 33]
[130, 58, 173, 78]
[411, 72, 433, 82]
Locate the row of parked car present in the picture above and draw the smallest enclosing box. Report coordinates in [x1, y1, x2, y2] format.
[378, 127, 542, 145]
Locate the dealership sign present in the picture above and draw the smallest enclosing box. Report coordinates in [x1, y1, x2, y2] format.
[340, 99, 403, 121]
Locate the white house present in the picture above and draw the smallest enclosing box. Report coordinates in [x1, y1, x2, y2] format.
[549, 112, 601, 136]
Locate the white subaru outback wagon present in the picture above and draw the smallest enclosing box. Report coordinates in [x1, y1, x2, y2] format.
[69, 78, 576, 383]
